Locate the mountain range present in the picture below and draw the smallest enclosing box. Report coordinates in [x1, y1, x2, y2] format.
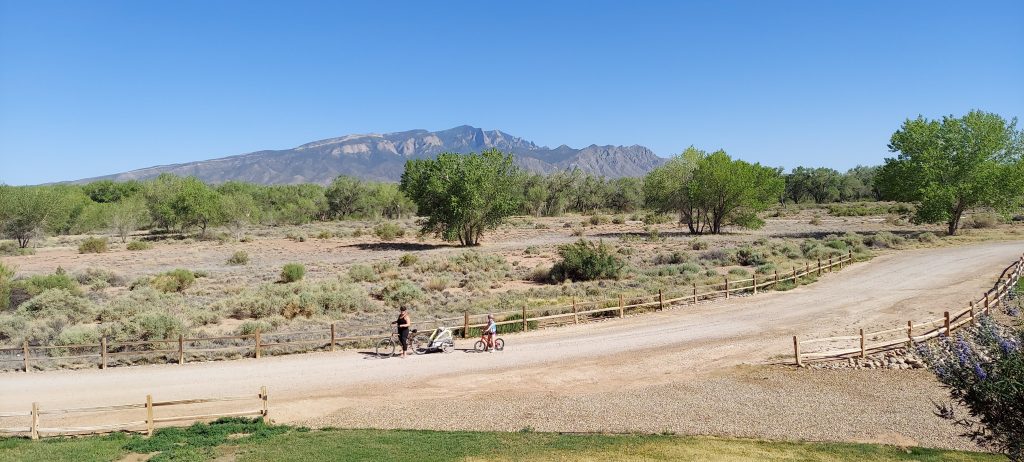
[74, 125, 666, 185]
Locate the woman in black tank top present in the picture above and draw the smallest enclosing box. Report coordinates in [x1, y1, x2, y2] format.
[393, 306, 411, 358]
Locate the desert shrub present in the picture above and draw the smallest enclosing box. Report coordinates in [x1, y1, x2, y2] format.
[316, 231, 334, 239]
[612, 215, 626, 225]
[75, 268, 125, 289]
[113, 311, 186, 341]
[280, 263, 305, 283]
[643, 212, 670, 225]
[77, 236, 108, 254]
[227, 251, 250, 266]
[755, 263, 777, 274]
[348, 264, 378, 282]
[728, 268, 749, 277]
[0, 261, 14, 310]
[286, 232, 306, 242]
[735, 246, 769, 266]
[0, 314, 26, 343]
[699, 248, 735, 265]
[588, 214, 610, 226]
[800, 240, 844, 260]
[376, 280, 423, 307]
[652, 251, 689, 265]
[316, 283, 370, 317]
[690, 239, 708, 250]
[151, 269, 196, 293]
[570, 228, 584, 237]
[125, 240, 152, 251]
[399, 253, 418, 267]
[188, 309, 222, 326]
[964, 213, 1001, 229]
[352, 228, 364, 238]
[9, 272, 80, 307]
[524, 246, 541, 255]
[0, 242, 35, 256]
[425, 276, 452, 292]
[549, 240, 625, 283]
[55, 324, 100, 347]
[865, 231, 904, 249]
[528, 265, 551, 283]
[17, 289, 96, 324]
[644, 227, 664, 242]
[917, 232, 940, 243]
[808, 215, 822, 226]
[237, 320, 274, 336]
[373, 222, 405, 241]
[678, 262, 703, 274]
[918, 318, 1024, 460]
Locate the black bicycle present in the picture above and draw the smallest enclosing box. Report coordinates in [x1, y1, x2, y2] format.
[375, 328, 424, 358]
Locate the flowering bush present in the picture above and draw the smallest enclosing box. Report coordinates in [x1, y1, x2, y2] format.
[917, 316, 1023, 460]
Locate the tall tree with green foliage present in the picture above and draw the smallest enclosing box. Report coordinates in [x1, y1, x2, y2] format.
[877, 110, 1024, 235]
[172, 177, 223, 237]
[107, 197, 150, 242]
[0, 186, 67, 248]
[400, 149, 522, 246]
[644, 147, 702, 232]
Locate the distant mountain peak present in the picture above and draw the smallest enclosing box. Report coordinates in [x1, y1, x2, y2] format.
[72, 125, 665, 185]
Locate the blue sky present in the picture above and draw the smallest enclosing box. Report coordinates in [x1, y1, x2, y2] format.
[1, 0, 1022, 185]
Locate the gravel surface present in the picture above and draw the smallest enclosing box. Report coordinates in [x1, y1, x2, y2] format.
[2, 241, 1022, 451]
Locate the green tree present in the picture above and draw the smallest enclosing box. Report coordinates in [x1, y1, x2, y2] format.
[108, 196, 150, 242]
[172, 177, 223, 237]
[143, 174, 185, 231]
[606, 177, 644, 213]
[644, 147, 702, 232]
[0, 186, 66, 247]
[690, 151, 784, 233]
[325, 176, 370, 219]
[219, 193, 259, 238]
[400, 149, 522, 246]
[82, 180, 142, 203]
[877, 110, 1024, 235]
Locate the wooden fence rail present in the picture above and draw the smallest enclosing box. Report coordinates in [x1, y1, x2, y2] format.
[793, 253, 1024, 366]
[1, 252, 855, 372]
[0, 387, 268, 439]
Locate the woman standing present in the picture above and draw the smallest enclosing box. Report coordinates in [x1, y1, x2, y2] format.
[391, 306, 411, 358]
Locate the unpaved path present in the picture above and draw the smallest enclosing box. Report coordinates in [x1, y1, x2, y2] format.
[3, 241, 1022, 451]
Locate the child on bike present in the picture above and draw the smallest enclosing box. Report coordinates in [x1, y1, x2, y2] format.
[483, 314, 497, 352]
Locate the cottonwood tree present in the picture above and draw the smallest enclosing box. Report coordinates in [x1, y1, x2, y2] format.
[107, 197, 150, 242]
[400, 149, 522, 246]
[644, 147, 784, 234]
[219, 193, 258, 239]
[0, 186, 67, 248]
[877, 110, 1024, 235]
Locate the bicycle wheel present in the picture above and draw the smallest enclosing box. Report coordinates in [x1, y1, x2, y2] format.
[375, 338, 395, 358]
[474, 340, 486, 352]
[494, 338, 505, 351]
[441, 342, 454, 353]
[411, 333, 427, 355]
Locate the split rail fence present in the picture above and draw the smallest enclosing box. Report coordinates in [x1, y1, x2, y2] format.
[0, 386, 268, 439]
[793, 253, 1024, 365]
[1, 252, 855, 372]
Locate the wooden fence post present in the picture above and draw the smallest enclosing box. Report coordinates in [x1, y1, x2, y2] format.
[984, 297, 990, 315]
[658, 290, 664, 311]
[724, 277, 730, 299]
[572, 297, 578, 324]
[859, 328, 865, 358]
[261, 385, 269, 419]
[817, 258, 822, 276]
[23, 341, 29, 373]
[828, 257, 833, 272]
[848, 250, 853, 264]
[462, 312, 469, 338]
[177, 334, 184, 365]
[522, 306, 528, 332]
[30, 402, 39, 440]
[907, 320, 913, 347]
[146, 395, 154, 437]
[944, 311, 951, 335]
[692, 283, 697, 303]
[805, 262, 810, 277]
[969, 302, 975, 325]
[752, 274, 757, 294]
[618, 294, 624, 318]
[774, 270, 779, 288]
[254, 329, 262, 359]
[792, 267, 798, 285]
[100, 337, 107, 370]
[329, 323, 336, 352]
[793, 336, 802, 367]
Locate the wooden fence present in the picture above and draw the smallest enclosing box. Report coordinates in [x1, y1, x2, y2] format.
[793, 253, 1024, 365]
[0, 252, 855, 372]
[0, 386, 268, 439]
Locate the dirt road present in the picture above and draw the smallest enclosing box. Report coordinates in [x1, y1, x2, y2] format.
[3, 241, 1022, 450]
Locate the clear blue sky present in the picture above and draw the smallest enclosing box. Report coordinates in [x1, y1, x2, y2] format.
[1, 0, 1022, 185]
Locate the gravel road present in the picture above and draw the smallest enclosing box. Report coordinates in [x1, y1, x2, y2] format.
[2, 240, 1022, 451]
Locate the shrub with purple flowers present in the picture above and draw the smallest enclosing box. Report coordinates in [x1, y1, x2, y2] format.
[917, 316, 1023, 460]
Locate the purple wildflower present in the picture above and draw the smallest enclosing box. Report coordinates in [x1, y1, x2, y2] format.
[973, 363, 988, 381]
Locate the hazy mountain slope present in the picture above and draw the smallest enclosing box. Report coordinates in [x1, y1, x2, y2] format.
[74, 125, 665, 184]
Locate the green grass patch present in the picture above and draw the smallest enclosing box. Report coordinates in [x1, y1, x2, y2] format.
[0, 419, 1001, 462]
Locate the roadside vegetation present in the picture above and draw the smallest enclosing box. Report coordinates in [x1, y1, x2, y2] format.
[0, 418, 1002, 462]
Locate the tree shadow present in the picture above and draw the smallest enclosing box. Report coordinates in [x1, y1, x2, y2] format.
[344, 242, 455, 252]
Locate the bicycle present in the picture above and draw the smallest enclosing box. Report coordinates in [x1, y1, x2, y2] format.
[375, 328, 424, 358]
[474, 334, 504, 352]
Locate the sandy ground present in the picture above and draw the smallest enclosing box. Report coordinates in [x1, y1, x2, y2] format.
[2, 240, 1022, 451]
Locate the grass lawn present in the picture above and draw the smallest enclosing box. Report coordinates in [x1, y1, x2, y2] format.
[0, 419, 1002, 462]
